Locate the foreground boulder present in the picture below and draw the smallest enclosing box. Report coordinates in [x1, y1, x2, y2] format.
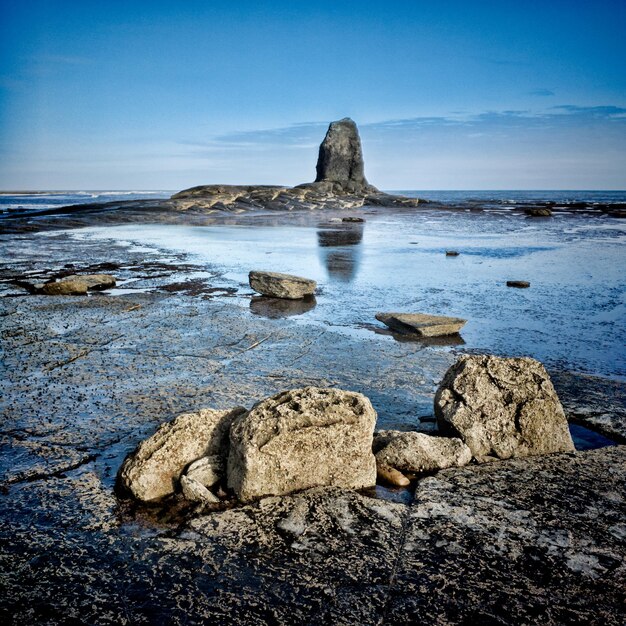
[435, 355, 575, 459]
[119, 406, 246, 502]
[40, 274, 116, 295]
[375, 430, 471, 474]
[249, 270, 316, 299]
[228, 387, 377, 502]
[376, 312, 467, 337]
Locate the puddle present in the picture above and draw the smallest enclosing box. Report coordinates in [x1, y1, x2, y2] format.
[569, 423, 618, 451]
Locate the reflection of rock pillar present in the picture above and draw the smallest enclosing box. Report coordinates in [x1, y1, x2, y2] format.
[316, 224, 364, 283]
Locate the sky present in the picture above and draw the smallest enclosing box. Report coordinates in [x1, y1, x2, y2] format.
[0, 0, 625, 190]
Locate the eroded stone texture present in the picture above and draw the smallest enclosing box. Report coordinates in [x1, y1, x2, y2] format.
[40, 274, 116, 295]
[376, 312, 467, 337]
[435, 354, 575, 459]
[375, 430, 471, 474]
[228, 387, 377, 501]
[119, 406, 246, 501]
[248, 270, 316, 300]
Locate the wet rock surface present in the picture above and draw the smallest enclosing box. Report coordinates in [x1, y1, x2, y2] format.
[436, 355, 575, 459]
[1, 228, 624, 624]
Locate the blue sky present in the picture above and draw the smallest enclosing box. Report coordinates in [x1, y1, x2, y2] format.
[1, 1, 625, 190]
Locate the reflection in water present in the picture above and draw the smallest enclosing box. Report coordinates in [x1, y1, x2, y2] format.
[250, 295, 317, 319]
[317, 223, 364, 282]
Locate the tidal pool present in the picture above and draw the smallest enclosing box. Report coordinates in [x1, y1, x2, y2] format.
[70, 207, 626, 379]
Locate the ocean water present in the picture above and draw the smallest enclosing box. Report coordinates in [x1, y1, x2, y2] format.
[0, 190, 173, 214]
[1, 189, 624, 215]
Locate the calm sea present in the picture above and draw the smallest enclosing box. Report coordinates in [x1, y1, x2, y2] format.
[1, 190, 624, 215]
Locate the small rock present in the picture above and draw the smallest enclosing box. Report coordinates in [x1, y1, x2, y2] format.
[184, 455, 223, 488]
[342, 216, 365, 223]
[445, 251, 460, 256]
[376, 462, 410, 487]
[249, 271, 317, 300]
[507, 280, 530, 288]
[41, 274, 116, 295]
[525, 207, 553, 217]
[180, 475, 220, 504]
[375, 431, 472, 474]
[376, 312, 466, 337]
[118, 406, 246, 502]
[228, 387, 377, 502]
[435, 354, 575, 459]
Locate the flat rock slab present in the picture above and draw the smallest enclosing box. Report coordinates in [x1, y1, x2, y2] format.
[249, 270, 317, 300]
[40, 274, 116, 295]
[228, 387, 377, 501]
[376, 312, 467, 337]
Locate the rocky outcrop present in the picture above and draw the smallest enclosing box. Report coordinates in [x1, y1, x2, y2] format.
[228, 387, 377, 502]
[40, 274, 116, 295]
[374, 430, 472, 474]
[435, 355, 575, 460]
[376, 312, 467, 337]
[249, 271, 317, 300]
[119, 406, 245, 502]
[169, 118, 422, 211]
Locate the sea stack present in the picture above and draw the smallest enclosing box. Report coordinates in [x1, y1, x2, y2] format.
[313, 118, 375, 194]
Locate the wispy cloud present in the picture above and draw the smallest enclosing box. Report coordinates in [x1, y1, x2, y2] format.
[550, 104, 626, 117]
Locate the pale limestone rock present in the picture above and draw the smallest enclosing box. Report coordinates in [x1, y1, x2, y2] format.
[41, 274, 116, 295]
[249, 271, 316, 300]
[435, 355, 575, 459]
[119, 406, 246, 502]
[180, 475, 220, 504]
[375, 431, 471, 474]
[228, 387, 377, 502]
[376, 312, 466, 337]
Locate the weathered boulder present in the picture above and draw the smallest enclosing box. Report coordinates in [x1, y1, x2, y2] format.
[249, 271, 316, 300]
[435, 355, 575, 459]
[375, 430, 472, 474]
[41, 274, 116, 295]
[314, 118, 372, 193]
[119, 406, 246, 502]
[376, 312, 467, 337]
[228, 387, 377, 502]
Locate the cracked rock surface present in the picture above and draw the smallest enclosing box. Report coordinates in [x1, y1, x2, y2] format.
[435, 354, 575, 459]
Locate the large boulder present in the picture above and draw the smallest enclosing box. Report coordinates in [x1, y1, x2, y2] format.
[41, 274, 116, 295]
[119, 406, 246, 502]
[376, 312, 467, 337]
[314, 118, 373, 193]
[374, 430, 471, 474]
[249, 271, 316, 300]
[228, 387, 377, 502]
[435, 355, 575, 459]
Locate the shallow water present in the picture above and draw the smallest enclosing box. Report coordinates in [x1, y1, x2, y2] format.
[67, 208, 625, 379]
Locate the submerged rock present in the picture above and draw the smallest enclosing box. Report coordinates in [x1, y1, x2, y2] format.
[249, 271, 317, 300]
[435, 355, 575, 459]
[40, 274, 116, 295]
[376, 312, 467, 337]
[375, 430, 472, 474]
[228, 387, 377, 502]
[119, 406, 246, 502]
